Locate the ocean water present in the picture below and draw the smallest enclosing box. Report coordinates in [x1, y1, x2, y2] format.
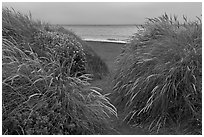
[63, 25, 140, 43]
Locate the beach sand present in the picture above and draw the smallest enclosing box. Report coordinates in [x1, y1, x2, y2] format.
[86, 41, 125, 72]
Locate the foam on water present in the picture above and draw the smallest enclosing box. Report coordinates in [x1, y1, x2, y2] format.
[63, 25, 139, 44]
[83, 38, 128, 44]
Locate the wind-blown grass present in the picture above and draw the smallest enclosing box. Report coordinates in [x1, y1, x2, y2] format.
[2, 7, 109, 79]
[2, 7, 116, 135]
[112, 14, 202, 134]
[43, 24, 109, 79]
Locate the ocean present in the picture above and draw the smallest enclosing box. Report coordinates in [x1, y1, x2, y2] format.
[63, 25, 140, 44]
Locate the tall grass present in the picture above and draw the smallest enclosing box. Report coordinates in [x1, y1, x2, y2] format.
[43, 24, 109, 79]
[2, 7, 116, 135]
[2, 7, 109, 79]
[112, 14, 202, 134]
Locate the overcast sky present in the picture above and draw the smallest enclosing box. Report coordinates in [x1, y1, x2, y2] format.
[2, 2, 202, 25]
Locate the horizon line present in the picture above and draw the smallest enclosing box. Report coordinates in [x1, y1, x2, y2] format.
[52, 24, 143, 26]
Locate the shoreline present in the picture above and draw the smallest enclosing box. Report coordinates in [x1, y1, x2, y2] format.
[84, 39, 128, 44]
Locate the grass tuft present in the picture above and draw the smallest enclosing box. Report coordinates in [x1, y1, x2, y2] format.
[112, 14, 202, 134]
[2, 7, 109, 80]
[2, 7, 116, 135]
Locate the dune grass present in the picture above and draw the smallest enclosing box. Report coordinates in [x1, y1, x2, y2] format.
[2, 7, 116, 135]
[2, 7, 109, 80]
[43, 24, 110, 79]
[2, 7, 202, 135]
[112, 14, 202, 134]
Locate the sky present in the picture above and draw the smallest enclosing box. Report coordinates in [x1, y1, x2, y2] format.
[2, 2, 202, 25]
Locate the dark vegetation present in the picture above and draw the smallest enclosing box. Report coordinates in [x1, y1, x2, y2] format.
[112, 14, 202, 134]
[2, 8, 115, 135]
[43, 25, 109, 79]
[2, 7, 202, 135]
